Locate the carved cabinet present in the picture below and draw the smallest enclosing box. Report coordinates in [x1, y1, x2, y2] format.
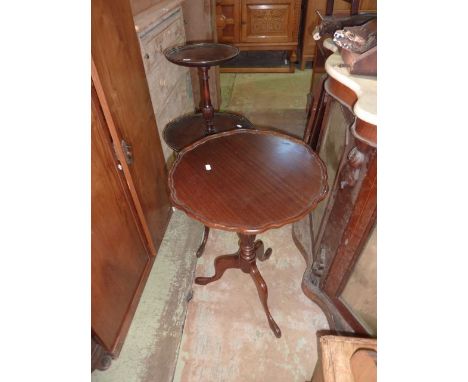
[216, 0, 301, 70]
[240, 0, 298, 43]
[293, 56, 376, 335]
[92, 0, 172, 371]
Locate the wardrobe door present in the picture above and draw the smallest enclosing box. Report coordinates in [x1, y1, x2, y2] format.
[92, 0, 172, 257]
[91, 84, 152, 354]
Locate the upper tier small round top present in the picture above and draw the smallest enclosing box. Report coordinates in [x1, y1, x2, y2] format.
[164, 43, 240, 67]
[169, 129, 328, 234]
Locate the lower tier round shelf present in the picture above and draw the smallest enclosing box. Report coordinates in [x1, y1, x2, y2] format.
[163, 112, 254, 152]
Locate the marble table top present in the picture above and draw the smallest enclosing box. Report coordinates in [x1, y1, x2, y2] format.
[324, 39, 377, 126]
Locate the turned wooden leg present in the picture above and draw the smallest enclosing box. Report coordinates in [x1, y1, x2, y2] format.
[196, 226, 210, 258]
[289, 49, 297, 73]
[238, 234, 281, 338]
[195, 233, 281, 338]
[249, 262, 282, 338]
[195, 253, 239, 285]
[254, 240, 272, 262]
[198, 66, 215, 134]
[300, 56, 306, 71]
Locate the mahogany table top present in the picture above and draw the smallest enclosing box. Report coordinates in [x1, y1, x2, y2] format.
[164, 43, 239, 67]
[163, 112, 253, 152]
[168, 130, 328, 234]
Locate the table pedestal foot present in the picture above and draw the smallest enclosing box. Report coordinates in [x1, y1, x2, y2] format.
[255, 240, 272, 262]
[196, 226, 210, 258]
[195, 253, 239, 285]
[195, 233, 281, 337]
[249, 262, 282, 338]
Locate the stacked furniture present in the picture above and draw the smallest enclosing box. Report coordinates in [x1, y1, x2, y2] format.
[304, 0, 377, 105]
[300, 0, 377, 71]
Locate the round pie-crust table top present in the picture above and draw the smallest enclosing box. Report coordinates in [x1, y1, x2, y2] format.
[163, 112, 254, 152]
[164, 43, 239, 67]
[169, 129, 328, 234]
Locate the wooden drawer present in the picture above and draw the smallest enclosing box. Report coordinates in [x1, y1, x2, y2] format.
[146, 58, 189, 115]
[140, 12, 185, 74]
[154, 73, 194, 160]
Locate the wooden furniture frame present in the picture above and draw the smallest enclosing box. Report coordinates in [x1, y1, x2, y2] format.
[169, 129, 328, 337]
[92, 0, 172, 370]
[311, 335, 377, 382]
[293, 71, 376, 335]
[216, 0, 302, 72]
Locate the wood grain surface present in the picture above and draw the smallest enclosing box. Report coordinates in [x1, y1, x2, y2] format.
[91, 83, 152, 355]
[163, 112, 253, 152]
[92, 0, 171, 256]
[164, 43, 240, 67]
[169, 129, 328, 233]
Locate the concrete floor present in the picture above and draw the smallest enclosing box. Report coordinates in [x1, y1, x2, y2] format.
[220, 70, 312, 138]
[92, 211, 204, 382]
[92, 69, 328, 382]
[173, 226, 328, 382]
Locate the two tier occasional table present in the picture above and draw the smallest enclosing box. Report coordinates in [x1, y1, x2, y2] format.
[168, 129, 328, 337]
[163, 43, 253, 151]
[164, 43, 254, 258]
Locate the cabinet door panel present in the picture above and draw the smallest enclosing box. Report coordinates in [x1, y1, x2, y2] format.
[216, 0, 241, 43]
[241, 0, 295, 43]
[92, 0, 171, 257]
[91, 86, 151, 352]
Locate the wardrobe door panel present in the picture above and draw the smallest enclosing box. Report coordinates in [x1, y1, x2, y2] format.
[92, 0, 171, 256]
[91, 86, 151, 353]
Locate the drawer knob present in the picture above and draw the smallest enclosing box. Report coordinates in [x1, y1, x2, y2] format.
[144, 53, 149, 59]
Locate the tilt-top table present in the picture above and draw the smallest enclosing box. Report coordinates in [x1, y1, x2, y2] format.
[163, 43, 253, 152]
[168, 129, 328, 337]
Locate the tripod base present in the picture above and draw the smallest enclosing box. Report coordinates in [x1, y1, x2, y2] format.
[195, 233, 281, 338]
